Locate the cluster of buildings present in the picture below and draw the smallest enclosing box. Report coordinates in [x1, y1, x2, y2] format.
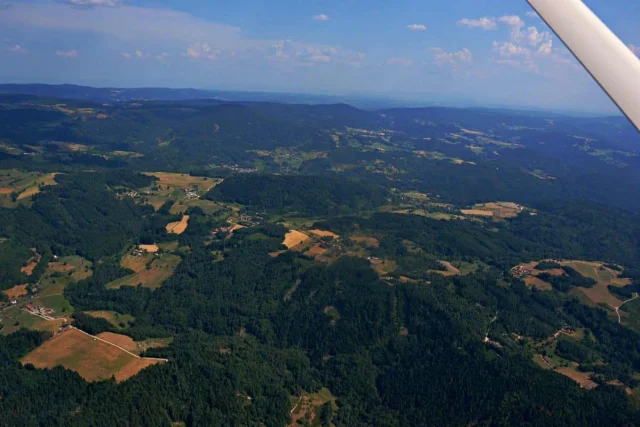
[25, 304, 55, 318]
[217, 164, 258, 174]
[184, 188, 199, 199]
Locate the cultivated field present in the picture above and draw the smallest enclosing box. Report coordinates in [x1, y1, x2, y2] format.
[21, 327, 165, 382]
[166, 215, 190, 234]
[96, 332, 172, 355]
[121, 253, 155, 273]
[0, 170, 59, 207]
[107, 254, 181, 290]
[461, 202, 526, 220]
[460, 209, 494, 217]
[305, 244, 328, 259]
[430, 260, 461, 277]
[139, 244, 159, 253]
[2, 284, 27, 299]
[283, 230, 310, 249]
[524, 277, 553, 291]
[157, 241, 179, 252]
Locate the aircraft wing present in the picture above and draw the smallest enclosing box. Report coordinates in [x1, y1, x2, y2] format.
[528, 0, 640, 131]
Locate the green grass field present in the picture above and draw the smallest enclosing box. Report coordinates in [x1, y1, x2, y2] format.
[33, 294, 73, 315]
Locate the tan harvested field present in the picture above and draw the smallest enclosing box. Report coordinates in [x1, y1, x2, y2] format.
[350, 235, 380, 248]
[461, 209, 494, 217]
[144, 172, 208, 189]
[525, 276, 553, 291]
[22, 328, 164, 382]
[97, 332, 138, 353]
[0, 187, 13, 194]
[283, 230, 310, 249]
[166, 215, 190, 234]
[2, 284, 28, 299]
[16, 173, 58, 201]
[309, 229, 340, 239]
[21, 249, 42, 276]
[305, 244, 327, 258]
[139, 244, 159, 253]
[269, 250, 287, 258]
[121, 253, 154, 273]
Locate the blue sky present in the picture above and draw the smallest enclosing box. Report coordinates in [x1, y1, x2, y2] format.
[0, 0, 639, 113]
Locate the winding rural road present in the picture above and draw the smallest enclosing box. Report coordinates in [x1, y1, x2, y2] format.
[70, 326, 169, 361]
[614, 293, 639, 324]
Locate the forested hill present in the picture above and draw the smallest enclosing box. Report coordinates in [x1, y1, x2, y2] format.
[206, 175, 388, 215]
[1, 91, 639, 211]
[2, 88, 640, 426]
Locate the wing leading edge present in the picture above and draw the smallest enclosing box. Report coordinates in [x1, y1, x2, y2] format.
[528, 0, 640, 131]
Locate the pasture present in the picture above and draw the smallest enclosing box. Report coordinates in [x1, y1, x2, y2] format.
[21, 327, 165, 382]
[21, 249, 42, 276]
[0, 307, 66, 335]
[106, 254, 181, 290]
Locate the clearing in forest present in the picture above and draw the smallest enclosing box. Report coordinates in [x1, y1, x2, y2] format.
[556, 363, 598, 389]
[166, 215, 190, 234]
[309, 229, 340, 239]
[21, 249, 42, 276]
[524, 276, 553, 291]
[305, 244, 327, 258]
[2, 284, 28, 299]
[283, 230, 310, 249]
[106, 254, 181, 290]
[21, 327, 165, 382]
[85, 311, 136, 329]
[289, 387, 337, 427]
[350, 235, 380, 248]
[47, 256, 93, 281]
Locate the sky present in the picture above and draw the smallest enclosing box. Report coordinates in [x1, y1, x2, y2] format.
[0, 0, 639, 113]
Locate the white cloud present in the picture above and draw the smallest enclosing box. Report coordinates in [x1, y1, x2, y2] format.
[457, 17, 497, 30]
[269, 40, 363, 67]
[10, 44, 27, 53]
[313, 14, 329, 21]
[499, 15, 525, 40]
[122, 49, 169, 61]
[430, 47, 473, 66]
[526, 11, 540, 18]
[387, 57, 413, 66]
[537, 39, 553, 55]
[407, 24, 427, 31]
[56, 49, 77, 58]
[62, 0, 123, 6]
[525, 26, 552, 47]
[184, 43, 218, 60]
[492, 41, 530, 57]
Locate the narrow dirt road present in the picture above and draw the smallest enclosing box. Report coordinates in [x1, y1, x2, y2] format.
[614, 293, 639, 324]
